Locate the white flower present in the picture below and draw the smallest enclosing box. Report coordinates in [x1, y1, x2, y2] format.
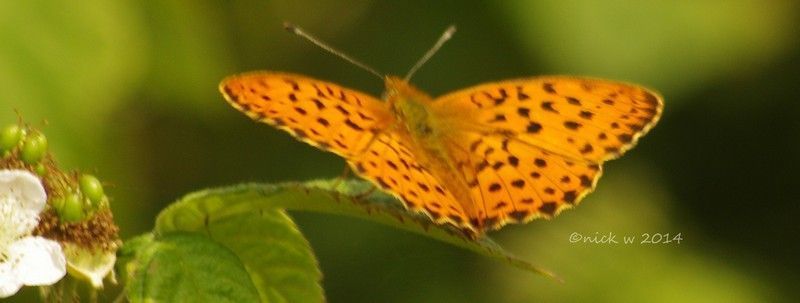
[0, 170, 66, 298]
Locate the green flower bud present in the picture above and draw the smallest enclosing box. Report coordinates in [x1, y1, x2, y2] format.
[20, 131, 48, 164]
[0, 124, 22, 152]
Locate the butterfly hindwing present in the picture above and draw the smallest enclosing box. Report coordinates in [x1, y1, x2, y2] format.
[444, 131, 602, 230]
[349, 132, 470, 228]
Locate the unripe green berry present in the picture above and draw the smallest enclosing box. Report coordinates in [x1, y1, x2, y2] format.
[34, 163, 47, 175]
[59, 192, 85, 223]
[20, 131, 47, 164]
[51, 196, 65, 211]
[79, 174, 105, 205]
[0, 124, 22, 152]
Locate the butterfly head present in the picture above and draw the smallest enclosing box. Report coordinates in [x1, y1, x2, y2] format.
[384, 76, 436, 136]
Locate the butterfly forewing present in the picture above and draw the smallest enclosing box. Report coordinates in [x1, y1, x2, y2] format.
[433, 77, 662, 162]
[220, 72, 471, 230]
[220, 72, 394, 157]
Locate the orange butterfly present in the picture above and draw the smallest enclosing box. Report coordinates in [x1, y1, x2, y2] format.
[220, 25, 662, 235]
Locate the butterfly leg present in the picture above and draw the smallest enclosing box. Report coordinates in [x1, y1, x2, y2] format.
[354, 184, 378, 201]
[459, 226, 480, 240]
[330, 163, 352, 191]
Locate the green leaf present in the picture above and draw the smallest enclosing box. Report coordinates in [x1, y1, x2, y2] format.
[122, 232, 261, 303]
[122, 179, 557, 302]
[156, 179, 558, 280]
[123, 208, 323, 303]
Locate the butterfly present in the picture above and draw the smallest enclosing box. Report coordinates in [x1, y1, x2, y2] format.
[219, 25, 662, 235]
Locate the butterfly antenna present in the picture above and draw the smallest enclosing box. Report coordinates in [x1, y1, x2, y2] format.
[404, 25, 456, 81]
[284, 22, 384, 80]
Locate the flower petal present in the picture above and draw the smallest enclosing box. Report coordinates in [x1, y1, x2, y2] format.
[0, 170, 47, 214]
[64, 243, 116, 288]
[8, 236, 66, 286]
[0, 262, 23, 298]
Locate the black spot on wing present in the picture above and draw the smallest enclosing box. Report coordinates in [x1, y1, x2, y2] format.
[311, 98, 325, 109]
[564, 121, 582, 130]
[223, 85, 238, 102]
[563, 190, 577, 204]
[539, 202, 557, 216]
[517, 107, 530, 118]
[566, 97, 581, 106]
[541, 101, 558, 113]
[580, 144, 594, 154]
[527, 122, 542, 133]
[542, 82, 556, 94]
[515, 86, 530, 100]
[580, 174, 592, 187]
[509, 210, 528, 221]
[344, 119, 363, 131]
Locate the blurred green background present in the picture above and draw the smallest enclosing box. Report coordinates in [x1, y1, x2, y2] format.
[2, 0, 798, 302]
